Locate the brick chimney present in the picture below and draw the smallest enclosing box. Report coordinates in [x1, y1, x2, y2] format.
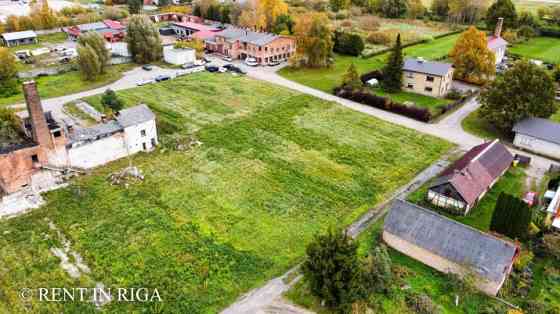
[23, 81, 53, 149]
[494, 17, 504, 38]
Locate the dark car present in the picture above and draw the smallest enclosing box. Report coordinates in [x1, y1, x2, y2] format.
[222, 64, 246, 74]
[203, 57, 211, 63]
[205, 65, 219, 72]
[268, 60, 281, 66]
[155, 75, 171, 82]
[142, 64, 153, 71]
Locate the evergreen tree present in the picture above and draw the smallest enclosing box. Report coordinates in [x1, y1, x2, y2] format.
[381, 34, 403, 93]
[486, 0, 518, 31]
[302, 229, 365, 312]
[127, 0, 143, 14]
[380, 0, 408, 18]
[101, 89, 124, 112]
[126, 15, 163, 64]
[341, 63, 362, 90]
[362, 244, 393, 294]
[490, 192, 532, 239]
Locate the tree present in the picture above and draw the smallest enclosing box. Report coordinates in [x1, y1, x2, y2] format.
[30, 0, 59, 29]
[206, 4, 221, 20]
[0, 48, 19, 97]
[272, 14, 294, 34]
[408, 0, 426, 18]
[302, 229, 365, 312]
[361, 245, 393, 294]
[542, 233, 560, 261]
[518, 11, 539, 28]
[330, 0, 350, 14]
[341, 64, 362, 90]
[78, 32, 110, 74]
[448, 0, 488, 24]
[101, 89, 124, 112]
[293, 12, 333, 68]
[128, 0, 143, 14]
[431, 0, 450, 19]
[175, 39, 204, 58]
[334, 31, 365, 56]
[449, 26, 495, 84]
[379, 0, 408, 18]
[490, 193, 533, 239]
[381, 33, 403, 92]
[77, 44, 102, 81]
[126, 15, 163, 64]
[258, 0, 289, 31]
[480, 60, 556, 132]
[486, 0, 517, 31]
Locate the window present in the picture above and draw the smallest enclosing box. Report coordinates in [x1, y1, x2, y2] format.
[425, 87, 433, 92]
[426, 76, 435, 82]
[142, 143, 147, 151]
[405, 72, 414, 79]
[53, 130, 62, 137]
[141, 130, 146, 137]
[31, 154, 39, 163]
[151, 138, 157, 147]
[407, 84, 414, 89]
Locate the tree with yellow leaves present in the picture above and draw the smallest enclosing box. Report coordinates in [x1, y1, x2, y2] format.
[449, 26, 495, 85]
[293, 12, 333, 68]
[30, 0, 59, 29]
[238, 0, 288, 31]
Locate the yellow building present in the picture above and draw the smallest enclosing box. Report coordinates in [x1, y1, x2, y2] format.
[402, 58, 454, 97]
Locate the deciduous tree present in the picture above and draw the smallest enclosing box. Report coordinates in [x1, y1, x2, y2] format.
[408, 0, 426, 18]
[431, 0, 450, 19]
[0, 48, 18, 97]
[381, 33, 403, 92]
[380, 0, 408, 18]
[334, 31, 365, 56]
[448, 0, 488, 24]
[78, 32, 110, 74]
[330, 0, 350, 14]
[293, 12, 333, 68]
[175, 39, 205, 58]
[101, 89, 124, 112]
[486, 0, 517, 31]
[480, 60, 556, 132]
[127, 0, 143, 14]
[449, 26, 495, 84]
[77, 44, 102, 81]
[126, 15, 163, 64]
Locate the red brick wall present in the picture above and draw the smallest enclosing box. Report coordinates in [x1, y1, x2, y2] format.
[0, 146, 46, 194]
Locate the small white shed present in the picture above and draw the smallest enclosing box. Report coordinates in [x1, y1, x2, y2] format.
[163, 46, 195, 66]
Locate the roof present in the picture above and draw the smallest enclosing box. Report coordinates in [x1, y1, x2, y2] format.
[78, 22, 109, 32]
[384, 200, 518, 283]
[103, 19, 125, 30]
[403, 58, 453, 77]
[430, 140, 513, 206]
[115, 104, 155, 128]
[488, 36, 508, 50]
[216, 27, 279, 46]
[70, 120, 122, 142]
[171, 21, 218, 32]
[513, 117, 560, 145]
[192, 30, 217, 40]
[1, 30, 37, 41]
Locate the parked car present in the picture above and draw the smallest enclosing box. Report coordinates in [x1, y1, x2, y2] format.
[218, 67, 228, 73]
[203, 57, 211, 63]
[142, 64, 153, 71]
[245, 57, 258, 66]
[155, 75, 171, 82]
[181, 62, 195, 69]
[137, 78, 155, 86]
[224, 64, 247, 74]
[222, 55, 233, 62]
[268, 60, 281, 66]
[194, 59, 206, 66]
[205, 65, 219, 72]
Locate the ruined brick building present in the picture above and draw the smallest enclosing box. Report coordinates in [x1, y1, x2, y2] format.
[0, 81, 158, 196]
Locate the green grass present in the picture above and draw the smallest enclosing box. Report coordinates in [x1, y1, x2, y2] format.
[372, 87, 451, 113]
[407, 167, 527, 231]
[0, 64, 135, 107]
[509, 37, 560, 64]
[0, 72, 452, 313]
[278, 33, 460, 93]
[7, 32, 68, 53]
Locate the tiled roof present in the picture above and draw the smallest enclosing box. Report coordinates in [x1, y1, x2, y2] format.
[403, 58, 453, 77]
[1, 30, 37, 41]
[430, 140, 513, 206]
[384, 200, 518, 283]
[513, 117, 560, 145]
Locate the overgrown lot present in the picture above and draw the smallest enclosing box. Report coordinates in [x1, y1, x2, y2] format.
[0, 73, 452, 313]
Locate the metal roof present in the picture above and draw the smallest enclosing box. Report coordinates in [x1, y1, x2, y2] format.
[115, 104, 155, 128]
[384, 200, 518, 283]
[403, 58, 453, 77]
[1, 30, 37, 41]
[216, 27, 278, 46]
[513, 117, 560, 145]
[77, 22, 109, 32]
[70, 120, 122, 142]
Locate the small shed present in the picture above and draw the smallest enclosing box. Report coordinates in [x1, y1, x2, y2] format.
[163, 46, 196, 66]
[383, 199, 519, 296]
[1, 30, 38, 47]
[513, 118, 560, 160]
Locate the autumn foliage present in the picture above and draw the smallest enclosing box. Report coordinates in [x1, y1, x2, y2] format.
[449, 26, 495, 85]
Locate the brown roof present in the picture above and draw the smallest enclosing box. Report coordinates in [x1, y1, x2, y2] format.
[430, 140, 513, 206]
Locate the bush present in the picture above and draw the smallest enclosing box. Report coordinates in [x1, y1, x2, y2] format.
[101, 89, 124, 112]
[334, 31, 365, 56]
[518, 25, 538, 39]
[367, 31, 392, 45]
[405, 292, 442, 314]
[359, 16, 380, 31]
[445, 88, 462, 100]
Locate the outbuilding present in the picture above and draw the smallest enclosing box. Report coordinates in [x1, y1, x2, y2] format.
[163, 46, 196, 65]
[1, 30, 37, 47]
[383, 199, 519, 296]
[513, 117, 560, 160]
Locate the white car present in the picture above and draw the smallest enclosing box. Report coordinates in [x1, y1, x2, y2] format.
[194, 59, 206, 66]
[218, 67, 228, 73]
[137, 79, 155, 86]
[245, 57, 258, 66]
[222, 56, 233, 62]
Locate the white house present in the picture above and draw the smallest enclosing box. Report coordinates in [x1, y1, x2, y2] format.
[513, 118, 560, 160]
[163, 46, 196, 65]
[67, 105, 158, 169]
[488, 17, 508, 65]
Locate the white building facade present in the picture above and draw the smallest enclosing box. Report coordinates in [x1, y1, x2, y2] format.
[163, 46, 196, 65]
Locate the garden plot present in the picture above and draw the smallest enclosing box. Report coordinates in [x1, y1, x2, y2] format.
[0, 72, 452, 313]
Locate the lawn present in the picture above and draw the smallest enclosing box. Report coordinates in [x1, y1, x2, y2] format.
[0, 64, 135, 107]
[372, 87, 451, 113]
[0, 72, 452, 313]
[509, 36, 560, 64]
[7, 32, 68, 53]
[278, 33, 460, 93]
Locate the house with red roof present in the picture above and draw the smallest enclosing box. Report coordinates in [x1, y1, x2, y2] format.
[427, 140, 513, 215]
[488, 17, 508, 64]
[64, 20, 126, 42]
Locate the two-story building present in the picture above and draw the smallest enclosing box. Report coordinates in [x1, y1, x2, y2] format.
[488, 17, 508, 65]
[205, 28, 296, 65]
[402, 58, 454, 97]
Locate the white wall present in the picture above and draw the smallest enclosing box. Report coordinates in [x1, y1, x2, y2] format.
[123, 120, 158, 154]
[163, 47, 196, 65]
[68, 134, 128, 169]
[514, 133, 560, 160]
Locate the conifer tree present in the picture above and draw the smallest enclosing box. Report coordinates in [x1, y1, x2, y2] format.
[381, 34, 403, 93]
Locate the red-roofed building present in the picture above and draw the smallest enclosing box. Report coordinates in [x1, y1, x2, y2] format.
[64, 20, 125, 42]
[427, 140, 513, 215]
[488, 17, 508, 64]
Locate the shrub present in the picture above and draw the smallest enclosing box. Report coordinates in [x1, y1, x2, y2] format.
[359, 15, 380, 31]
[542, 233, 560, 261]
[366, 31, 392, 45]
[334, 31, 365, 56]
[341, 19, 353, 27]
[445, 88, 462, 100]
[518, 25, 538, 39]
[490, 193, 533, 240]
[405, 292, 442, 314]
[101, 89, 124, 112]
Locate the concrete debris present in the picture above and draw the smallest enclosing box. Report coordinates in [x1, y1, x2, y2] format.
[107, 166, 144, 187]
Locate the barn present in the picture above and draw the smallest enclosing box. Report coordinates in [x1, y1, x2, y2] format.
[513, 118, 560, 160]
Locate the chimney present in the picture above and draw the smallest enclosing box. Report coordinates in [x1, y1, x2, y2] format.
[494, 17, 504, 38]
[23, 81, 53, 149]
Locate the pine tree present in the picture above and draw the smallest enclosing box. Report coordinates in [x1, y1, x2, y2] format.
[490, 192, 532, 239]
[381, 34, 403, 93]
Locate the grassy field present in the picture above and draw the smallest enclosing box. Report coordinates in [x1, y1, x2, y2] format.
[279, 33, 460, 93]
[372, 87, 451, 113]
[7, 32, 68, 53]
[0, 73, 452, 313]
[509, 36, 560, 64]
[0, 64, 135, 107]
